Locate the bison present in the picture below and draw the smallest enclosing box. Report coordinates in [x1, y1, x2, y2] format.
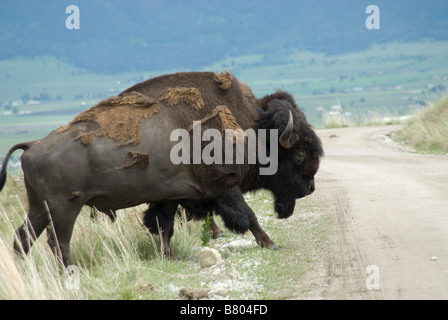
[0, 71, 323, 266]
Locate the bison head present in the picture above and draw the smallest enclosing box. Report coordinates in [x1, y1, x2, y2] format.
[257, 91, 323, 219]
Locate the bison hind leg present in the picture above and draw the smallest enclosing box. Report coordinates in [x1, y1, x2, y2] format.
[143, 201, 178, 258]
[14, 203, 50, 259]
[13, 181, 51, 259]
[46, 201, 84, 267]
[143, 202, 174, 234]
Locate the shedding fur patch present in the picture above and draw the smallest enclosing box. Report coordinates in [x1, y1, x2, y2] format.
[117, 151, 150, 170]
[187, 105, 246, 144]
[214, 70, 232, 90]
[54, 125, 70, 134]
[75, 132, 94, 146]
[59, 91, 159, 146]
[187, 105, 242, 132]
[161, 87, 204, 110]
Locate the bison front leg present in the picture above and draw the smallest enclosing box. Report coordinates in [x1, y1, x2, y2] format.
[209, 217, 224, 239]
[143, 201, 178, 258]
[213, 187, 278, 249]
[247, 210, 279, 250]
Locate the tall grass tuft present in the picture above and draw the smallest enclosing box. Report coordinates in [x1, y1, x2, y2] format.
[0, 201, 83, 299]
[396, 94, 448, 154]
[0, 178, 204, 300]
[321, 108, 404, 129]
[321, 112, 354, 128]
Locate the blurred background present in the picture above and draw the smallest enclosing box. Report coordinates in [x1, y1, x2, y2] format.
[1, 0, 447, 155]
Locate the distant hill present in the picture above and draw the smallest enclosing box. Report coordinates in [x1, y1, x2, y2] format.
[1, 0, 447, 73]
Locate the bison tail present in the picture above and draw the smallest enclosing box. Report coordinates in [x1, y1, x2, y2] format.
[0, 142, 32, 192]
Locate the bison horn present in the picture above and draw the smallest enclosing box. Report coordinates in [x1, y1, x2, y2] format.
[279, 110, 295, 149]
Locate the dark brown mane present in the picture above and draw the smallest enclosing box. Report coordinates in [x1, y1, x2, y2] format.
[256, 90, 298, 110]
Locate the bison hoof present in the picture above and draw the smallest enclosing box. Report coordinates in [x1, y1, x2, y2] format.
[212, 231, 226, 239]
[257, 240, 279, 250]
[264, 243, 279, 250]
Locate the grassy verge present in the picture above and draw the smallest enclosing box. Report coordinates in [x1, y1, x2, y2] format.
[395, 94, 448, 154]
[0, 176, 330, 300]
[320, 109, 407, 129]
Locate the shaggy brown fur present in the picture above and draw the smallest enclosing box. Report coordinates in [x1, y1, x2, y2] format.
[214, 70, 232, 90]
[58, 91, 159, 146]
[161, 87, 204, 110]
[117, 151, 150, 170]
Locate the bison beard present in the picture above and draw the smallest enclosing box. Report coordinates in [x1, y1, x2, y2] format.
[274, 195, 296, 219]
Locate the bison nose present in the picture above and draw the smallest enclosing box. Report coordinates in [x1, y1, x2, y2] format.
[308, 181, 315, 194]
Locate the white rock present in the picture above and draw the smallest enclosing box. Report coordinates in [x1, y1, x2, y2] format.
[431, 256, 438, 261]
[209, 282, 229, 296]
[198, 247, 222, 268]
[209, 279, 233, 296]
[167, 283, 180, 294]
[228, 239, 254, 250]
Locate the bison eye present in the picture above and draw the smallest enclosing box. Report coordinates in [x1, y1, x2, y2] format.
[293, 151, 305, 165]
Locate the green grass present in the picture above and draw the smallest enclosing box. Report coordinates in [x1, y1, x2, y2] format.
[396, 94, 448, 154]
[0, 178, 330, 300]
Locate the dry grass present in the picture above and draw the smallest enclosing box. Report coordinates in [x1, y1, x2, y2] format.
[321, 110, 406, 129]
[321, 112, 355, 128]
[0, 175, 331, 300]
[0, 178, 203, 300]
[396, 94, 448, 154]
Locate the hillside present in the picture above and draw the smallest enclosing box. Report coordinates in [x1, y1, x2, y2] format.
[1, 0, 448, 73]
[1, 40, 448, 156]
[396, 94, 448, 154]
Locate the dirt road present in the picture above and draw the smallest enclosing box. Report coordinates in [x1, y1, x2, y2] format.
[307, 125, 448, 299]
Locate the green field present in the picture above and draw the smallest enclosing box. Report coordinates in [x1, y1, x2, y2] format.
[1, 41, 448, 156]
